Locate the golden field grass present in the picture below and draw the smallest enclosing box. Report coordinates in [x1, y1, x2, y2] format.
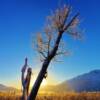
[0, 92, 100, 100]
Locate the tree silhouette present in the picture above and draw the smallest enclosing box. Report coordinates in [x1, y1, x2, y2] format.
[29, 5, 81, 100]
[21, 58, 32, 100]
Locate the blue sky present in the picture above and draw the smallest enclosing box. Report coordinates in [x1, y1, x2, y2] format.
[0, 0, 100, 88]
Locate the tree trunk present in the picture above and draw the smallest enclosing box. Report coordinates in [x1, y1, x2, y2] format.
[28, 32, 63, 100]
[28, 59, 50, 100]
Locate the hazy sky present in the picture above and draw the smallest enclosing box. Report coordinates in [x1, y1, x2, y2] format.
[0, 0, 100, 88]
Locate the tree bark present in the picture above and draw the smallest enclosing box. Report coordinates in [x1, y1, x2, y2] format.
[28, 31, 63, 100]
[28, 59, 50, 100]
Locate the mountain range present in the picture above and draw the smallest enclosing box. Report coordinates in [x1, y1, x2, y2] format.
[0, 84, 18, 92]
[1, 69, 100, 92]
[40, 69, 100, 92]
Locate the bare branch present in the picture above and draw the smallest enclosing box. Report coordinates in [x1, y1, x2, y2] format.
[53, 57, 63, 62]
[56, 51, 69, 56]
[63, 13, 79, 31]
[67, 31, 82, 39]
[38, 50, 46, 58]
[61, 6, 71, 29]
[47, 36, 51, 55]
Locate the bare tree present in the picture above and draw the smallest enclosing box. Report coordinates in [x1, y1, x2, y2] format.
[29, 5, 81, 100]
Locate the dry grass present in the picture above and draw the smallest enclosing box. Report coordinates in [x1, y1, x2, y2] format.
[0, 92, 100, 100]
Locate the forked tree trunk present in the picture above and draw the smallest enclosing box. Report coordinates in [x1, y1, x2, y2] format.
[28, 32, 63, 100]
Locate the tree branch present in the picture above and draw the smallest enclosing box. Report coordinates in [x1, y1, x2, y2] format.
[63, 13, 79, 31]
[38, 50, 46, 58]
[61, 6, 71, 29]
[56, 51, 69, 56]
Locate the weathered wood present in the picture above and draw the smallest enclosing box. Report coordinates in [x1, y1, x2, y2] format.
[21, 58, 32, 100]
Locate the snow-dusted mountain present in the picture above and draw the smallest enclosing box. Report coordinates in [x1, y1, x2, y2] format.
[58, 69, 100, 92]
[41, 69, 100, 92]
